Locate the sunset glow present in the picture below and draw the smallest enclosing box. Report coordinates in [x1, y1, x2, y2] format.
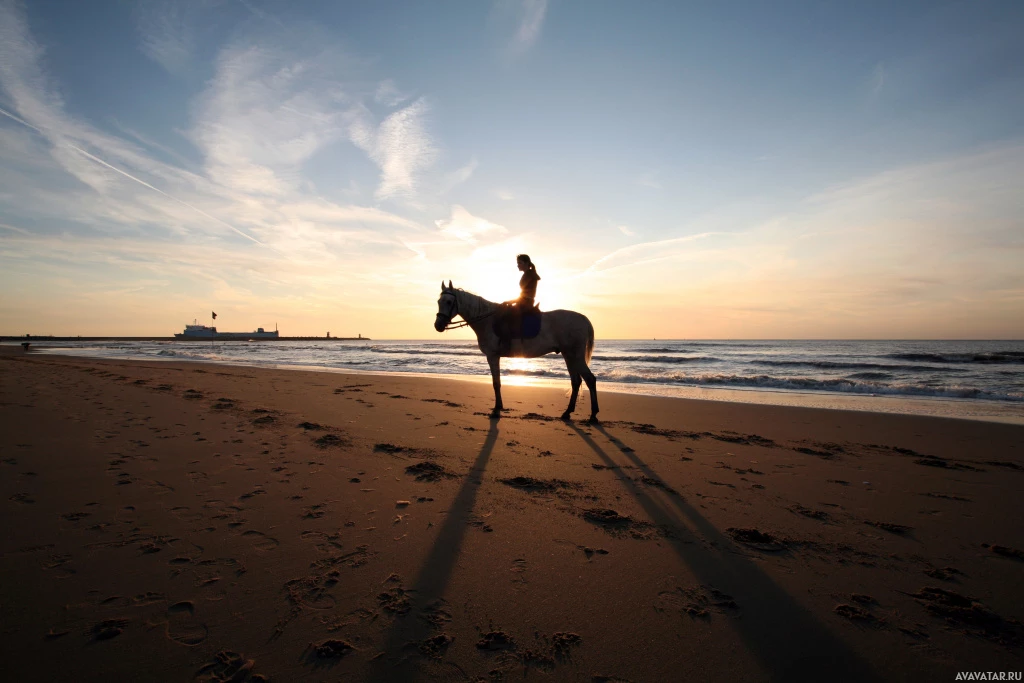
[1, 1, 1021, 339]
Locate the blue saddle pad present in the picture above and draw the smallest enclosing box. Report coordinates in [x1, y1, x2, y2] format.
[521, 312, 542, 339]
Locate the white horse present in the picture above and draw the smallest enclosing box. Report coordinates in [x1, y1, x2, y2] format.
[434, 281, 599, 422]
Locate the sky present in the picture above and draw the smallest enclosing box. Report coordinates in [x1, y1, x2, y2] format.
[1, 0, 1022, 339]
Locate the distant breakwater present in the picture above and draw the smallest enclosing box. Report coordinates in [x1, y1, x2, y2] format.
[2, 335, 369, 342]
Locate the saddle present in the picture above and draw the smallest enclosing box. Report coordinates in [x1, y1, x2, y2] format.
[494, 302, 542, 340]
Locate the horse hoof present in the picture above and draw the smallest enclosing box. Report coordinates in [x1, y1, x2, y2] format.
[560, 412, 573, 421]
[586, 415, 600, 425]
[489, 410, 503, 420]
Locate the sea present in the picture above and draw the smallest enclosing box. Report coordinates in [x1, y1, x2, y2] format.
[27, 339, 1024, 424]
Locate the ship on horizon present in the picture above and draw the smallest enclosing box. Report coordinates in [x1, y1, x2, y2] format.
[175, 321, 279, 340]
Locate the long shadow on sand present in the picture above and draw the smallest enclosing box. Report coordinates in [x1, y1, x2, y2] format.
[570, 422, 878, 683]
[367, 420, 501, 681]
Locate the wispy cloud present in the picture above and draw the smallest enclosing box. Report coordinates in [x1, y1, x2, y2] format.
[0, 1, 430, 308]
[440, 157, 478, 193]
[513, 0, 548, 51]
[349, 97, 437, 200]
[492, 0, 548, 56]
[236, 0, 287, 30]
[192, 42, 350, 197]
[435, 205, 507, 243]
[134, 0, 196, 75]
[581, 231, 724, 276]
[569, 144, 1024, 337]
[374, 79, 411, 107]
[617, 225, 635, 237]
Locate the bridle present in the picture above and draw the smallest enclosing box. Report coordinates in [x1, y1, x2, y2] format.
[437, 290, 496, 331]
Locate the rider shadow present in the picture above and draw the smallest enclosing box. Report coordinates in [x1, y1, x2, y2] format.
[367, 419, 501, 681]
[568, 422, 878, 683]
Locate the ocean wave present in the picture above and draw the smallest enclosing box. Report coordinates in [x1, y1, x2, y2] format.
[751, 359, 963, 372]
[369, 346, 481, 358]
[592, 355, 720, 364]
[155, 349, 219, 361]
[886, 352, 1024, 364]
[599, 370, 1023, 401]
[503, 368, 568, 378]
[846, 371, 893, 380]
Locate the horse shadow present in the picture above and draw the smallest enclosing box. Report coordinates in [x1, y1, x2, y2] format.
[566, 422, 879, 683]
[367, 419, 501, 681]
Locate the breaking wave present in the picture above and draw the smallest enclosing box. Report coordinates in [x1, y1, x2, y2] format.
[592, 354, 720, 364]
[751, 359, 964, 372]
[887, 352, 1024, 364]
[598, 370, 1023, 401]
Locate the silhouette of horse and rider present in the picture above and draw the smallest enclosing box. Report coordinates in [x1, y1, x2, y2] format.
[434, 254, 600, 422]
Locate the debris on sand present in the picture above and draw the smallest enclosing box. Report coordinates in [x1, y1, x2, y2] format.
[924, 567, 964, 581]
[835, 604, 884, 626]
[552, 632, 582, 654]
[476, 631, 515, 651]
[910, 587, 1021, 645]
[91, 618, 129, 640]
[499, 476, 578, 493]
[581, 508, 656, 539]
[727, 527, 787, 552]
[422, 398, 464, 408]
[788, 504, 830, 521]
[983, 543, 1024, 562]
[520, 412, 558, 422]
[314, 433, 348, 448]
[313, 639, 354, 658]
[583, 508, 633, 527]
[865, 520, 912, 535]
[419, 633, 454, 658]
[405, 461, 456, 482]
[914, 456, 983, 471]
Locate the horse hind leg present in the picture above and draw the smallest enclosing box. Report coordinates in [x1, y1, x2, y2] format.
[581, 364, 599, 423]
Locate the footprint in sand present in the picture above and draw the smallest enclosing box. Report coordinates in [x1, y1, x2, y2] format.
[196, 651, 265, 683]
[141, 479, 175, 495]
[166, 601, 208, 646]
[42, 553, 75, 578]
[511, 558, 528, 587]
[241, 530, 279, 552]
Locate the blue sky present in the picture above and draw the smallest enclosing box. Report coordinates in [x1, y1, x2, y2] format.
[1, 0, 1022, 338]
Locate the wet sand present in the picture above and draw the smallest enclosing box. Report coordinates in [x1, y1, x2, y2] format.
[1, 347, 1022, 681]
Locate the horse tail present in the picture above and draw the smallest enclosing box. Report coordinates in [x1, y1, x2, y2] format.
[585, 317, 595, 364]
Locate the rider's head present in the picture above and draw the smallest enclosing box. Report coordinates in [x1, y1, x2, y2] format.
[517, 254, 533, 271]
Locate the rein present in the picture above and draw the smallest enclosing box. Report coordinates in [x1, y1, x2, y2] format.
[441, 292, 497, 330]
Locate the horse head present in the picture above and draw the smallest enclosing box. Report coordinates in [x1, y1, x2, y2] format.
[435, 280, 457, 332]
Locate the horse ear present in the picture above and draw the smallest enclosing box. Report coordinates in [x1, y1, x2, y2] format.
[440, 280, 445, 291]
[448, 280, 453, 290]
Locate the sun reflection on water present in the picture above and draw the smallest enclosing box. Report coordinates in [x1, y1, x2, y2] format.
[502, 356, 535, 385]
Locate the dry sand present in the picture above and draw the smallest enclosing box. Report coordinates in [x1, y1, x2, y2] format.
[1, 347, 1022, 682]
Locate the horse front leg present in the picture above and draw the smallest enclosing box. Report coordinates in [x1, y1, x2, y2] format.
[487, 355, 503, 418]
[562, 372, 581, 421]
[582, 366, 599, 423]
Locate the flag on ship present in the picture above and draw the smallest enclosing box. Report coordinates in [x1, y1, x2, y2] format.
[212, 311, 217, 320]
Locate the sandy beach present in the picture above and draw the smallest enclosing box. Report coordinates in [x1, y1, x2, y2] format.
[1, 346, 1022, 682]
